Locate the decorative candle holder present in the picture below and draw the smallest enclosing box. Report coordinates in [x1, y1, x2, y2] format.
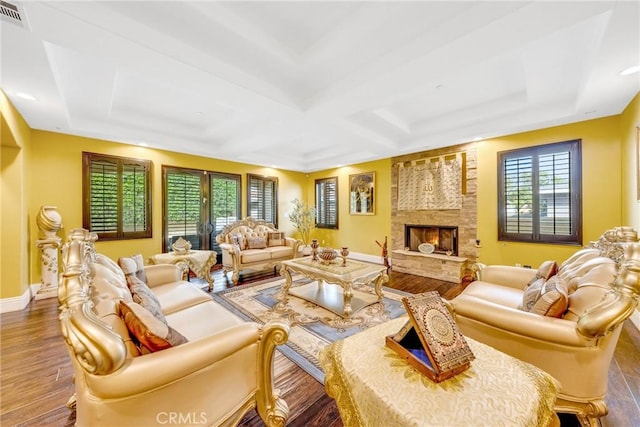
[340, 246, 349, 266]
[311, 239, 319, 261]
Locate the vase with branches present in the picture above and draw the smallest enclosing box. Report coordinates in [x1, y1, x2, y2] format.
[289, 198, 316, 247]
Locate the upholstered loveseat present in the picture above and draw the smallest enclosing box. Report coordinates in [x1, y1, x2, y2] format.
[58, 228, 290, 427]
[216, 217, 301, 284]
[449, 227, 640, 426]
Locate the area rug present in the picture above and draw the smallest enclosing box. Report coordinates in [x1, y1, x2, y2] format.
[212, 275, 411, 383]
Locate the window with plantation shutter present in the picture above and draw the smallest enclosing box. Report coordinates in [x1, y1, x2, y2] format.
[162, 167, 241, 257]
[83, 152, 152, 240]
[164, 168, 203, 251]
[498, 140, 582, 244]
[247, 174, 278, 226]
[315, 177, 338, 229]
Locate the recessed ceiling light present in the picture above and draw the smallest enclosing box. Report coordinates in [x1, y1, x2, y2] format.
[584, 110, 597, 115]
[473, 136, 483, 142]
[16, 92, 37, 101]
[138, 142, 148, 147]
[620, 65, 640, 76]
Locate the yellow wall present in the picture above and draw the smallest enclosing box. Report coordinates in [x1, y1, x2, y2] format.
[28, 130, 306, 285]
[306, 159, 392, 257]
[620, 93, 640, 230]
[477, 115, 623, 266]
[1, 91, 32, 298]
[2, 89, 638, 300]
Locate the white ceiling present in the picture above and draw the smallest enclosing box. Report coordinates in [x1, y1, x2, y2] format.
[2, 1, 639, 172]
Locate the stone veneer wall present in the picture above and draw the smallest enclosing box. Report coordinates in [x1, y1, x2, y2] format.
[390, 143, 478, 280]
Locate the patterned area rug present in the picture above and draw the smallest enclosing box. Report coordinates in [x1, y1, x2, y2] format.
[212, 275, 411, 383]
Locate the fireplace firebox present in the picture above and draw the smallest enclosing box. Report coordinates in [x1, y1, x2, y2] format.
[405, 225, 458, 256]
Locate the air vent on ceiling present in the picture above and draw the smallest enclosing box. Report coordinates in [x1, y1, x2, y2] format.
[1, 1, 29, 30]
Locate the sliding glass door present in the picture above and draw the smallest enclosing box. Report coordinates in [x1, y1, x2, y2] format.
[163, 166, 240, 261]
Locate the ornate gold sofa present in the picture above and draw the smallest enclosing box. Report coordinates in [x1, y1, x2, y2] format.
[216, 217, 301, 284]
[449, 227, 640, 426]
[58, 228, 290, 426]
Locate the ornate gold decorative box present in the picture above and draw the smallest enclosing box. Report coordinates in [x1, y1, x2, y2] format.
[385, 291, 475, 383]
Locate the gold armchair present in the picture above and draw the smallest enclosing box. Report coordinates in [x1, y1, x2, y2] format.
[449, 227, 640, 426]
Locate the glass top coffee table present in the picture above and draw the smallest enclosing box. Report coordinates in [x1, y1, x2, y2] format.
[279, 257, 388, 318]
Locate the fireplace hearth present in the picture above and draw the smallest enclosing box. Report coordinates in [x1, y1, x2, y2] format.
[405, 225, 458, 256]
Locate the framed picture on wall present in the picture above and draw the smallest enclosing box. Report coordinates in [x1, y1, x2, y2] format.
[349, 172, 375, 215]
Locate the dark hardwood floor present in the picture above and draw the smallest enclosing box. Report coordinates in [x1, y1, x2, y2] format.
[1, 268, 638, 426]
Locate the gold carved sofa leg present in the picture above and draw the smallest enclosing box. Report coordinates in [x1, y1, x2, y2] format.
[256, 321, 290, 427]
[554, 397, 606, 427]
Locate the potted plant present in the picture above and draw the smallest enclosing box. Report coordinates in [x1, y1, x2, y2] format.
[289, 198, 316, 252]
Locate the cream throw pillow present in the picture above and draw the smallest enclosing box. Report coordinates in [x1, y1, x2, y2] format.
[527, 276, 569, 318]
[118, 254, 148, 283]
[247, 236, 267, 249]
[525, 260, 558, 288]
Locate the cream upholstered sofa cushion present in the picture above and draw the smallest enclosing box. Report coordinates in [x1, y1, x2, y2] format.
[59, 228, 291, 427]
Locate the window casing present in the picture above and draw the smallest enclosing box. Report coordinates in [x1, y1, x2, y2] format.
[83, 152, 152, 240]
[247, 174, 278, 226]
[315, 177, 338, 229]
[498, 140, 581, 245]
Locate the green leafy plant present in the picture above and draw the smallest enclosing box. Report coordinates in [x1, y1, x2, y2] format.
[289, 198, 316, 246]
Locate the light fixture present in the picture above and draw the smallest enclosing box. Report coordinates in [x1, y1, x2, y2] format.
[137, 142, 149, 147]
[16, 92, 36, 101]
[619, 65, 640, 76]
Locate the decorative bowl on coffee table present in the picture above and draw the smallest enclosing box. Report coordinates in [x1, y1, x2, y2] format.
[319, 248, 337, 265]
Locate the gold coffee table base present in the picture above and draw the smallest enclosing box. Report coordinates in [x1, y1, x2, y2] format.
[280, 258, 388, 318]
[289, 282, 380, 317]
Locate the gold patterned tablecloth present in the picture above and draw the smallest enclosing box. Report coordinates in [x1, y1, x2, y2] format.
[150, 250, 217, 291]
[320, 317, 560, 427]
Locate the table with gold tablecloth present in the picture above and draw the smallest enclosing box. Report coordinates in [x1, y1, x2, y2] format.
[150, 250, 217, 291]
[320, 317, 560, 427]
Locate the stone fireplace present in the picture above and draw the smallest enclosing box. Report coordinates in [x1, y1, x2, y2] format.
[405, 225, 458, 256]
[390, 143, 478, 283]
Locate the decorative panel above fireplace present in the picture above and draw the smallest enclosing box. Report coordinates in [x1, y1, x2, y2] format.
[405, 225, 458, 256]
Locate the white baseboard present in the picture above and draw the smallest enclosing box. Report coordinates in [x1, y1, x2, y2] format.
[345, 251, 390, 266]
[0, 283, 39, 314]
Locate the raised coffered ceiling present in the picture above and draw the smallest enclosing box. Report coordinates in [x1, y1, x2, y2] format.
[2, 1, 638, 172]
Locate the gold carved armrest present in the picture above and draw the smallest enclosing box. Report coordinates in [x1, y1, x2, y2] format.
[59, 229, 127, 376]
[578, 241, 640, 338]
